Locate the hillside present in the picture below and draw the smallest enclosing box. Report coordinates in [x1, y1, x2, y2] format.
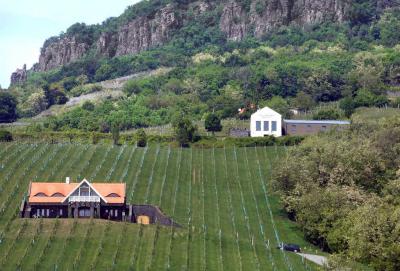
[0, 144, 319, 270]
[20, 0, 399, 73]
[2, 0, 400, 131]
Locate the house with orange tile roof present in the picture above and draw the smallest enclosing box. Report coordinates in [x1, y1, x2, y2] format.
[20, 178, 180, 227]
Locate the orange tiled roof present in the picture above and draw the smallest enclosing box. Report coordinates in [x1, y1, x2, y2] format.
[28, 181, 125, 204]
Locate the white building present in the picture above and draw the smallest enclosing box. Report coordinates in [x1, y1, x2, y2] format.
[250, 106, 282, 137]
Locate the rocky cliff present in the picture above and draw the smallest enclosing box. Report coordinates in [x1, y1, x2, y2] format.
[10, 64, 27, 85]
[34, 0, 398, 72]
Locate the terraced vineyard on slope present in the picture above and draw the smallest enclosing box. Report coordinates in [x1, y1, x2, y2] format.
[0, 143, 317, 270]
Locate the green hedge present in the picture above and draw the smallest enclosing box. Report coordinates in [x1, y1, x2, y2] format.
[9, 131, 303, 147]
[0, 130, 13, 141]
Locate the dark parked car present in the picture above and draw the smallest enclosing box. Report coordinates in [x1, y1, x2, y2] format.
[277, 243, 301, 253]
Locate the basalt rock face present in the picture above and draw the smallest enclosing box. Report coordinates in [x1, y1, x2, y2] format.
[34, 0, 399, 72]
[220, 0, 350, 41]
[38, 36, 90, 71]
[10, 64, 27, 85]
[114, 4, 179, 57]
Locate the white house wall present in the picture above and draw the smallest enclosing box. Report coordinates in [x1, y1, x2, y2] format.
[250, 109, 282, 137]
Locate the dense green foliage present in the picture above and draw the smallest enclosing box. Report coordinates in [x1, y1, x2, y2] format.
[273, 111, 400, 270]
[204, 113, 222, 134]
[0, 92, 17, 123]
[0, 143, 317, 270]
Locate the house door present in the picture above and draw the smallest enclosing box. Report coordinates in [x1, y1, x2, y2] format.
[78, 207, 91, 217]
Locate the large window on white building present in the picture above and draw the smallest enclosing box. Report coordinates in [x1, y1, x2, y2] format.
[271, 121, 277, 132]
[256, 121, 261, 131]
[263, 121, 269, 131]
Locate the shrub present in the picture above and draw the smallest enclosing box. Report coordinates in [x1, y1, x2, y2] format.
[313, 109, 341, 120]
[136, 129, 147, 147]
[82, 101, 95, 111]
[0, 130, 13, 141]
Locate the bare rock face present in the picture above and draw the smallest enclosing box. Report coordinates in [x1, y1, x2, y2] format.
[114, 4, 179, 56]
[38, 36, 89, 71]
[96, 32, 118, 58]
[220, 0, 351, 41]
[219, 2, 248, 42]
[10, 64, 27, 85]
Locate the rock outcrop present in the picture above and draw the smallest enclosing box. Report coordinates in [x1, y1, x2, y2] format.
[33, 0, 399, 72]
[10, 64, 27, 85]
[114, 4, 179, 56]
[220, 0, 350, 41]
[38, 36, 89, 71]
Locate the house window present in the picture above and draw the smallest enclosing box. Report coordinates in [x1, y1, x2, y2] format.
[79, 184, 90, 196]
[42, 209, 45, 217]
[263, 121, 269, 131]
[60, 209, 63, 216]
[256, 121, 261, 131]
[110, 209, 114, 216]
[46, 209, 50, 217]
[321, 125, 327, 131]
[37, 209, 40, 217]
[115, 210, 118, 217]
[272, 121, 277, 132]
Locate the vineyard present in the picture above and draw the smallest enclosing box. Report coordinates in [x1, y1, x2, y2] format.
[0, 143, 318, 270]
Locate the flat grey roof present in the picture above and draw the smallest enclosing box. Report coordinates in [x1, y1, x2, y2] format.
[283, 119, 351, 125]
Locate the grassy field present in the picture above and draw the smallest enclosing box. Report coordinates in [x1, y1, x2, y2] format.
[0, 143, 319, 270]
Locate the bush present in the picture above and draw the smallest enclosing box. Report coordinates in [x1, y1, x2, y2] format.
[70, 84, 102, 97]
[136, 129, 147, 147]
[82, 101, 95, 111]
[313, 109, 341, 120]
[0, 130, 13, 141]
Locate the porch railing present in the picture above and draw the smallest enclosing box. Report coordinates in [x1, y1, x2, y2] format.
[69, 196, 100, 203]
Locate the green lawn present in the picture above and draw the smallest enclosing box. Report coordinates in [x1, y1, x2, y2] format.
[0, 143, 320, 270]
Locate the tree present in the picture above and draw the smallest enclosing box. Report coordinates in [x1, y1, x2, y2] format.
[0, 92, 17, 123]
[22, 90, 48, 117]
[378, 9, 400, 46]
[136, 129, 147, 147]
[205, 113, 222, 135]
[293, 91, 315, 111]
[111, 123, 120, 145]
[339, 97, 356, 118]
[172, 114, 197, 147]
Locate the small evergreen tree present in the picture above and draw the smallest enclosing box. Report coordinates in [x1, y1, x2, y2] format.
[205, 113, 222, 135]
[136, 129, 147, 147]
[111, 123, 120, 145]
